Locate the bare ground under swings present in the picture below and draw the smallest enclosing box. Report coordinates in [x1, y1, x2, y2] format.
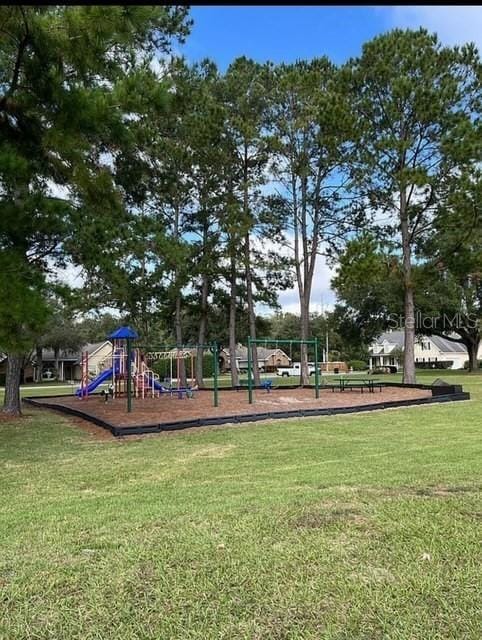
[33, 386, 432, 429]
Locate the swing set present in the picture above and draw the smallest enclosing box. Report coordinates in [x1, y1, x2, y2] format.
[140, 343, 220, 408]
[246, 336, 321, 404]
[143, 349, 196, 389]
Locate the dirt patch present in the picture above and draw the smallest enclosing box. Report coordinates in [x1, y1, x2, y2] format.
[32, 386, 432, 433]
[414, 484, 479, 498]
[0, 412, 29, 423]
[353, 484, 481, 501]
[292, 505, 369, 529]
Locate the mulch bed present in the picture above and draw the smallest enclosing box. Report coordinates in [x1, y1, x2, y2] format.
[32, 386, 432, 429]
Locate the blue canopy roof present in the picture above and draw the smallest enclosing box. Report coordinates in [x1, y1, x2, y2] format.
[108, 326, 139, 340]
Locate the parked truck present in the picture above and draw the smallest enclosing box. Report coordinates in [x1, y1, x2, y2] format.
[276, 362, 321, 377]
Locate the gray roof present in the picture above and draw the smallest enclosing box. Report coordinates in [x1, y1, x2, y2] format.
[39, 341, 111, 363]
[429, 335, 467, 353]
[222, 346, 290, 361]
[372, 331, 466, 353]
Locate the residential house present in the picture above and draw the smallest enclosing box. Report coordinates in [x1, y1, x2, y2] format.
[0, 341, 113, 384]
[37, 341, 113, 381]
[220, 344, 291, 373]
[369, 331, 477, 370]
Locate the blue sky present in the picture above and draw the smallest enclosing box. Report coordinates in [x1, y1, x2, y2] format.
[181, 6, 387, 70]
[180, 6, 482, 71]
[176, 5, 482, 315]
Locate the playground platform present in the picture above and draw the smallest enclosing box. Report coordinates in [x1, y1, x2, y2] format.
[25, 382, 469, 437]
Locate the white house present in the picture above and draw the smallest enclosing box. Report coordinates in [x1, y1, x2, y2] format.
[37, 341, 113, 381]
[369, 331, 478, 371]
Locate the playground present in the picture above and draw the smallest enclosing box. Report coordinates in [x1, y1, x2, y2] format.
[25, 328, 470, 435]
[33, 384, 435, 431]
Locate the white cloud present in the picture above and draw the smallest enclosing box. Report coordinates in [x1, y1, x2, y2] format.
[273, 252, 336, 316]
[384, 6, 482, 49]
[46, 261, 85, 289]
[254, 234, 337, 316]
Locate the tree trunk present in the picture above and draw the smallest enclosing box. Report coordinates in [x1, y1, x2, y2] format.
[35, 345, 43, 383]
[174, 295, 187, 388]
[195, 272, 209, 388]
[245, 233, 260, 386]
[300, 295, 311, 386]
[228, 253, 239, 387]
[173, 200, 187, 388]
[3, 353, 23, 416]
[54, 347, 60, 381]
[242, 142, 260, 386]
[400, 190, 416, 384]
[465, 337, 480, 372]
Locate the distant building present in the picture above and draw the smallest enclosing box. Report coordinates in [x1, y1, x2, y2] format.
[0, 341, 113, 384]
[37, 341, 113, 381]
[369, 331, 476, 370]
[219, 344, 291, 373]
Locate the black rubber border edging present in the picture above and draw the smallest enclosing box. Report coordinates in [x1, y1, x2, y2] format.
[24, 386, 470, 437]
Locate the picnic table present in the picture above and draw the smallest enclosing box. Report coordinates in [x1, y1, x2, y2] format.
[321, 377, 382, 393]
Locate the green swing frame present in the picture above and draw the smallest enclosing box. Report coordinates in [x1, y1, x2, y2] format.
[246, 337, 321, 404]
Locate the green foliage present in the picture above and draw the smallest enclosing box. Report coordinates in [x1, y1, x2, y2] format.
[0, 5, 190, 412]
[415, 361, 454, 370]
[342, 28, 480, 382]
[0, 252, 49, 353]
[347, 360, 368, 371]
[331, 233, 404, 339]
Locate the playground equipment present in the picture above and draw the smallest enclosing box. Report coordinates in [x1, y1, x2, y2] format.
[76, 326, 138, 412]
[141, 345, 218, 403]
[143, 348, 196, 389]
[76, 326, 220, 411]
[246, 337, 321, 404]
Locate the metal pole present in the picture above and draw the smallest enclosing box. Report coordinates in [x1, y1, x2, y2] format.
[314, 337, 320, 399]
[213, 342, 219, 407]
[127, 337, 132, 413]
[247, 336, 253, 404]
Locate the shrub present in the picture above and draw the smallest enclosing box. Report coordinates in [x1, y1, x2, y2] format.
[415, 361, 453, 370]
[371, 367, 390, 375]
[463, 360, 482, 369]
[347, 360, 368, 371]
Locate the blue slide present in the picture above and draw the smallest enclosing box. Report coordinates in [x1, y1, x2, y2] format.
[145, 375, 170, 393]
[75, 367, 114, 397]
[144, 375, 189, 394]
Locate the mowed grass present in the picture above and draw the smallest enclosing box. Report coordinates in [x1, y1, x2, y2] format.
[0, 373, 481, 639]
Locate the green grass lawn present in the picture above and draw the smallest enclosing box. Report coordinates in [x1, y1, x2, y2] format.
[0, 372, 481, 639]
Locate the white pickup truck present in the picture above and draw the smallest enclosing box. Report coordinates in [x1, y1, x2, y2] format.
[276, 362, 321, 377]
